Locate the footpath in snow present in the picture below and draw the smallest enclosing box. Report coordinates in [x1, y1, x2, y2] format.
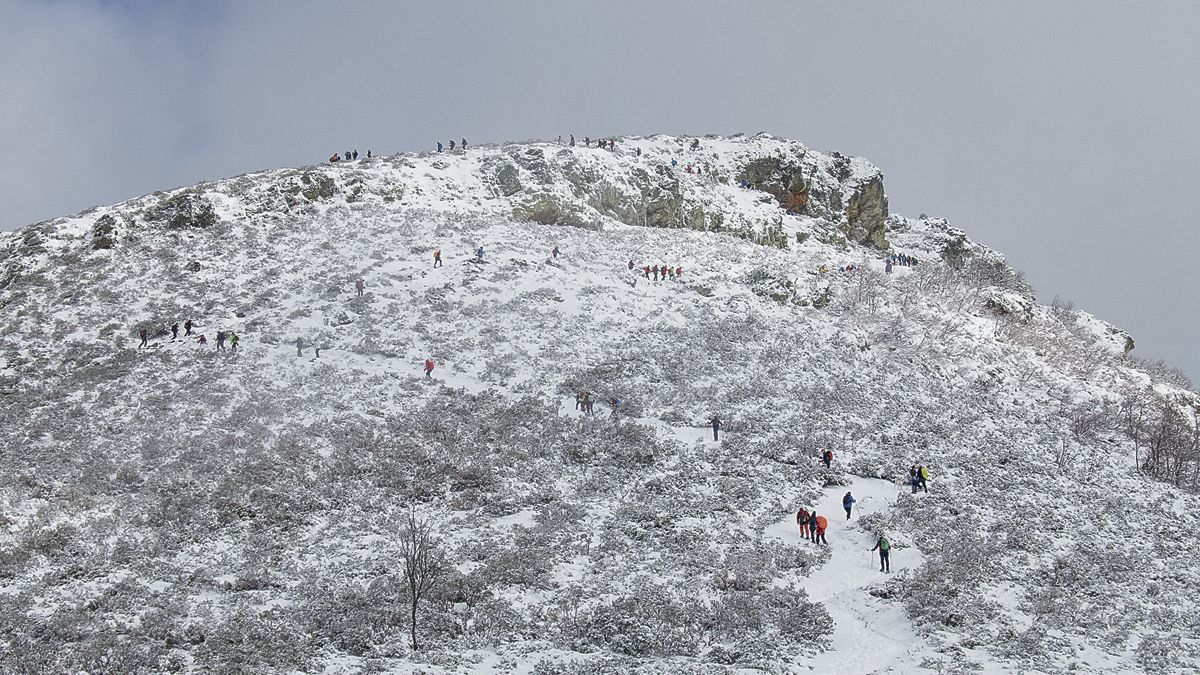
[766, 477, 930, 674]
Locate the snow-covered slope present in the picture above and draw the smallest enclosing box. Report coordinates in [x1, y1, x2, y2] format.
[0, 134, 1197, 673]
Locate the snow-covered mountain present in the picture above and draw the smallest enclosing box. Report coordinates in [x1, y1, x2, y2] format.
[1, 134, 1197, 674]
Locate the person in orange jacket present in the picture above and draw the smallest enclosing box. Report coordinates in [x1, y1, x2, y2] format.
[424, 359, 435, 378]
[813, 514, 828, 545]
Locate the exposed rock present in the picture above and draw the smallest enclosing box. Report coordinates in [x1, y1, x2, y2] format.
[844, 175, 888, 248]
[494, 162, 522, 197]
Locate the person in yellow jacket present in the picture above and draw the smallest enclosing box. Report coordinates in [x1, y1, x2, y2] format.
[917, 465, 930, 493]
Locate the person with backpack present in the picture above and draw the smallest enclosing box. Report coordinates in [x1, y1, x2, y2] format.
[229, 333, 239, 353]
[196, 334, 207, 345]
[461, 138, 468, 150]
[216, 331, 227, 353]
[424, 358, 435, 378]
[822, 448, 833, 469]
[171, 322, 179, 341]
[355, 278, 365, 297]
[184, 319, 193, 336]
[437, 141, 443, 152]
[842, 491, 856, 520]
[813, 514, 828, 545]
[569, 134, 575, 147]
[918, 465, 929, 493]
[575, 391, 585, 411]
[449, 140, 455, 151]
[352, 149, 358, 160]
[871, 534, 891, 572]
[296, 337, 303, 357]
[909, 465, 920, 494]
[433, 249, 443, 267]
[476, 246, 484, 260]
[711, 415, 721, 441]
[552, 245, 559, 259]
[138, 328, 148, 348]
[796, 507, 810, 539]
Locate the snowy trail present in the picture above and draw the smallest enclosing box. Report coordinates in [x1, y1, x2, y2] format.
[766, 477, 929, 674]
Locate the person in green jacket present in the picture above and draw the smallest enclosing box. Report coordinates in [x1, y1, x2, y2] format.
[871, 534, 891, 572]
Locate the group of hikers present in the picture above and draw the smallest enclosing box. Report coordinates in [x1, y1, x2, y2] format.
[908, 464, 930, 493]
[436, 139, 469, 153]
[630, 260, 684, 282]
[137, 319, 239, 352]
[796, 488, 894, 572]
[329, 149, 371, 162]
[575, 391, 621, 416]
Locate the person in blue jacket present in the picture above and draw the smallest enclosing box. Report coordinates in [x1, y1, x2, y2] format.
[842, 491, 856, 520]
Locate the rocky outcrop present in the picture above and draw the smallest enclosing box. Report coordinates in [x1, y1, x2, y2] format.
[844, 175, 888, 249]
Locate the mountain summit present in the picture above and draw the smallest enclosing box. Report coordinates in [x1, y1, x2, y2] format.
[1, 134, 1196, 673]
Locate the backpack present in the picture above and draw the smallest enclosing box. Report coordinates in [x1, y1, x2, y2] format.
[879, 538, 890, 552]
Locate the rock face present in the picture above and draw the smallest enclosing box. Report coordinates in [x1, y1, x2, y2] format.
[844, 175, 888, 249]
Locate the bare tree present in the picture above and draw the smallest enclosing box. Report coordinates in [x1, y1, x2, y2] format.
[398, 508, 445, 650]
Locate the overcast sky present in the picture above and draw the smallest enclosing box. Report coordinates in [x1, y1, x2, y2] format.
[2, 0, 1198, 381]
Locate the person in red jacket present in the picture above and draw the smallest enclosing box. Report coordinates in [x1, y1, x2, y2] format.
[822, 448, 833, 469]
[424, 359, 435, 378]
[796, 508, 810, 538]
[643, 265, 651, 279]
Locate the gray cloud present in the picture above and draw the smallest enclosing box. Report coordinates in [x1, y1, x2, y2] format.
[2, 0, 1198, 381]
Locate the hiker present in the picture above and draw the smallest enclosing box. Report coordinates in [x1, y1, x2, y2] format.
[343, 151, 350, 161]
[437, 142, 443, 152]
[138, 328, 148, 348]
[569, 134, 575, 147]
[711, 415, 721, 441]
[433, 249, 443, 267]
[842, 491, 856, 520]
[355, 278, 365, 297]
[822, 448, 833, 469]
[352, 149, 358, 160]
[171, 322, 179, 341]
[659, 264, 668, 280]
[314, 340, 321, 358]
[917, 465, 929, 493]
[871, 535, 892, 572]
[424, 358, 435, 378]
[628, 259, 635, 271]
[909, 466, 919, 493]
[686, 164, 693, 173]
[796, 507, 810, 538]
[449, 140, 455, 151]
[807, 511, 819, 542]
[196, 334, 207, 345]
[609, 139, 615, 151]
[184, 319, 193, 336]
[636, 147, 642, 158]
[552, 246, 559, 259]
[585, 392, 595, 413]
[230, 333, 239, 353]
[575, 391, 585, 411]
[476, 246, 484, 260]
[671, 158, 678, 167]
[216, 331, 227, 353]
[652, 266, 659, 281]
[644, 265, 651, 279]
[461, 138, 468, 150]
[675, 266, 683, 279]
[584, 136, 590, 146]
[367, 150, 372, 158]
[814, 513, 829, 544]
[329, 153, 339, 163]
[885, 259, 893, 274]
[295, 338, 303, 357]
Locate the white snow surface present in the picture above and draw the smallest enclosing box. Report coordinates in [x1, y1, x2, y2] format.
[0, 134, 1197, 673]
